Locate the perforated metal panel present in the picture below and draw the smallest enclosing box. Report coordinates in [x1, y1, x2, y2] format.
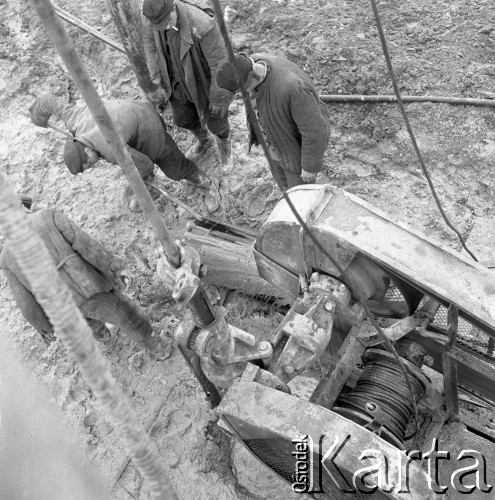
[431, 304, 492, 358]
[219, 381, 436, 500]
[244, 437, 385, 500]
[385, 283, 493, 359]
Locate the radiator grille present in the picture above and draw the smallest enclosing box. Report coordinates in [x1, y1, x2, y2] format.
[244, 438, 391, 500]
[385, 283, 494, 359]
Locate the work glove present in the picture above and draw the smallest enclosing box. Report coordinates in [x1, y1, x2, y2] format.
[301, 170, 317, 183]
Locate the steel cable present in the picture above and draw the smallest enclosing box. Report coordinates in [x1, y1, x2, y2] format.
[337, 358, 426, 442]
[370, 0, 478, 261]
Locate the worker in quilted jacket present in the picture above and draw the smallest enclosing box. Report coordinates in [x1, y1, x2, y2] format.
[29, 94, 213, 188]
[216, 53, 331, 190]
[142, 0, 233, 166]
[0, 197, 162, 353]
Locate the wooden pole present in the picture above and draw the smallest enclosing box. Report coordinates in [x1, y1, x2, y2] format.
[32, 2, 217, 411]
[105, 0, 163, 103]
[52, 3, 125, 53]
[320, 94, 495, 108]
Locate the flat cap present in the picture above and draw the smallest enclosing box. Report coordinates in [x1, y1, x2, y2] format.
[63, 140, 86, 175]
[216, 54, 253, 92]
[142, 0, 175, 30]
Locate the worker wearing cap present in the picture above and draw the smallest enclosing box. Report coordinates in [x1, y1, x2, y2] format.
[142, 0, 233, 166]
[216, 53, 331, 190]
[0, 198, 162, 353]
[29, 94, 212, 187]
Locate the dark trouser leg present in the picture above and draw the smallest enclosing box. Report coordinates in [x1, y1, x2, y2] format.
[79, 290, 159, 352]
[269, 160, 289, 190]
[206, 112, 230, 139]
[208, 110, 232, 166]
[285, 170, 305, 189]
[155, 131, 201, 182]
[269, 161, 305, 191]
[169, 83, 202, 131]
[169, 84, 214, 171]
[170, 83, 230, 139]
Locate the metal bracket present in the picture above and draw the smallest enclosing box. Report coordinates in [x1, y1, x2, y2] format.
[362, 402, 392, 436]
[443, 304, 460, 423]
[270, 298, 335, 382]
[156, 241, 201, 307]
[240, 363, 291, 394]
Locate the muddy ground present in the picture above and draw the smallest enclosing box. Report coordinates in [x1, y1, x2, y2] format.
[1, 0, 495, 498]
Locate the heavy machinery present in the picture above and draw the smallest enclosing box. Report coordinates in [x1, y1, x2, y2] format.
[27, 0, 495, 496]
[157, 184, 495, 499]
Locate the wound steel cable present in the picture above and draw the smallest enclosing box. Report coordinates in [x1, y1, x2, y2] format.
[337, 358, 426, 443]
[370, 0, 478, 262]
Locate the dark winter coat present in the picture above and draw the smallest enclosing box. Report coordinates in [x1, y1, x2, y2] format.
[248, 55, 331, 174]
[143, 0, 231, 123]
[0, 209, 123, 335]
[31, 96, 171, 177]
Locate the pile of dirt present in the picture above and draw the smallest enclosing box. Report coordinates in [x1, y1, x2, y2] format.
[1, 0, 495, 498]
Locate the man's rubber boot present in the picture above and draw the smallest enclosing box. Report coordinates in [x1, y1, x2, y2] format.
[215, 132, 232, 167]
[187, 128, 216, 163]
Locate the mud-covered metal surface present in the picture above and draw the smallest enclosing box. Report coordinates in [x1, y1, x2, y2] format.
[259, 185, 495, 336]
[219, 381, 437, 500]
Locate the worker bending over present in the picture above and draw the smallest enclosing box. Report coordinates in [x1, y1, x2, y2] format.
[29, 94, 213, 188]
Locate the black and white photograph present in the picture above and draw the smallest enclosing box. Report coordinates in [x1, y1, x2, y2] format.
[1, 0, 495, 499]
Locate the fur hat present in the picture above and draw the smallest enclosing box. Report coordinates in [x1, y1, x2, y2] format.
[216, 54, 253, 92]
[142, 0, 175, 30]
[63, 140, 86, 175]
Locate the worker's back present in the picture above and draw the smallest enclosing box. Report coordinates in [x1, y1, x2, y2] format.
[0, 209, 112, 306]
[65, 100, 169, 163]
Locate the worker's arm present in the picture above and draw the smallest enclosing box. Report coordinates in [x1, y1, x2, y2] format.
[128, 147, 155, 178]
[2, 268, 54, 341]
[29, 94, 77, 128]
[290, 86, 330, 175]
[98, 145, 155, 179]
[199, 26, 233, 116]
[142, 22, 162, 84]
[52, 210, 129, 286]
[141, 24, 169, 108]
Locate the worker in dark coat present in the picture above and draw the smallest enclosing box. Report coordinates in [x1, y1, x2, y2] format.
[29, 94, 211, 187]
[142, 0, 233, 166]
[216, 53, 331, 190]
[0, 204, 161, 353]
